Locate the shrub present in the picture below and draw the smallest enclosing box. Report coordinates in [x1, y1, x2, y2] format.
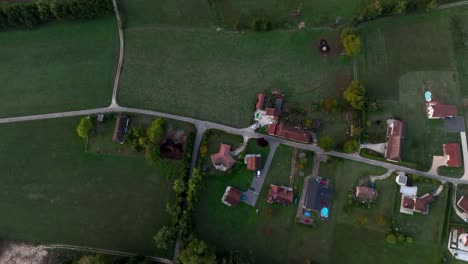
[251, 16, 272, 32]
[318, 136, 335, 151]
[343, 139, 360, 153]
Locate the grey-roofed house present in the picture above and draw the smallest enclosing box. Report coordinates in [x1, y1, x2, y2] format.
[303, 177, 333, 217]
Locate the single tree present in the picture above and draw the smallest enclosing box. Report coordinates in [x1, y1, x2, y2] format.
[147, 117, 166, 143]
[321, 98, 340, 113]
[343, 139, 359, 153]
[76, 117, 94, 139]
[406, 236, 414, 244]
[199, 144, 208, 158]
[341, 28, 361, 56]
[318, 136, 335, 151]
[343, 80, 366, 110]
[178, 239, 217, 264]
[153, 226, 175, 249]
[386, 233, 397, 244]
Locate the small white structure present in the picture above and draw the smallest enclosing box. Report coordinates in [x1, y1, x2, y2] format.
[448, 229, 468, 262]
[396, 174, 408, 186]
[400, 186, 418, 196]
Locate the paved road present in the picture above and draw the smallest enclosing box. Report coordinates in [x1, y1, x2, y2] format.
[189, 124, 206, 178]
[243, 141, 279, 206]
[44, 244, 172, 264]
[110, 0, 124, 107]
[2, 106, 468, 184]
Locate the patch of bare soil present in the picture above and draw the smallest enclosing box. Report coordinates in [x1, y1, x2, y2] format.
[0, 242, 48, 264]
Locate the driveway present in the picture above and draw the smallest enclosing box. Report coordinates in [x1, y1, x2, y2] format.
[242, 141, 279, 206]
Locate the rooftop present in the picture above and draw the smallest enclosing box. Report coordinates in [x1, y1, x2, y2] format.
[211, 144, 236, 171]
[267, 184, 294, 205]
[112, 115, 130, 144]
[444, 143, 462, 167]
[304, 178, 333, 212]
[221, 186, 242, 207]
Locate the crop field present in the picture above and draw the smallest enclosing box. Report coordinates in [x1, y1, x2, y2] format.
[358, 9, 467, 169]
[118, 0, 353, 128]
[0, 17, 118, 117]
[0, 118, 180, 257]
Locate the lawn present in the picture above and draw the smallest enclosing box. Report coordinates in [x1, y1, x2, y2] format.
[325, 158, 448, 264]
[194, 147, 391, 263]
[0, 16, 118, 117]
[118, 0, 353, 129]
[358, 9, 466, 169]
[0, 118, 181, 258]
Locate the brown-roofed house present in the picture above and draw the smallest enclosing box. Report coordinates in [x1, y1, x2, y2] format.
[274, 125, 312, 143]
[355, 186, 378, 202]
[256, 93, 265, 110]
[414, 193, 434, 214]
[112, 114, 130, 144]
[428, 103, 458, 119]
[221, 186, 242, 207]
[245, 155, 262, 171]
[267, 184, 294, 205]
[385, 119, 404, 162]
[402, 196, 415, 210]
[444, 143, 462, 167]
[458, 196, 468, 213]
[211, 144, 236, 171]
[265, 108, 281, 119]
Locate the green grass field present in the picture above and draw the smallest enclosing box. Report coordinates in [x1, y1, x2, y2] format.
[118, 0, 352, 128]
[0, 16, 118, 117]
[0, 118, 181, 257]
[358, 9, 466, 169]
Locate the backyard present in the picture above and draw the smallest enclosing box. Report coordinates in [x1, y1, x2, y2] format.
[0, 16, 118, 117]
[0, 118, 180, 258]
[358, 8, 467, 169]
[194, 145, 393, 263]
[118, 0, 353, 129]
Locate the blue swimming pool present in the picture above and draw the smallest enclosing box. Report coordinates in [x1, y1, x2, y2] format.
[320, 207, 329, 218]
[425, 91, 432, 102]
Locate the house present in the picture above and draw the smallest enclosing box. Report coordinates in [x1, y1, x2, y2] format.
[355, 186, 378, 202]
[444, 143, 462, 167]
[256, 93, 265, 110]
[427, 102, 458, 119]
[385, 119, 404, 162]
[400, 192, 434, 215]
[112, 114, 130, 144]
[448, 228, 468, 261]
[244, 155, 262, 171]
[457, 196, 468, 213]
[265, 108, 281, 120]
[221, 186, 242, 207]
[268, 124, 312, 143]
[211, 144, 236, 171]
[303, 177, 333, 218]
[267, 184, 294, 205]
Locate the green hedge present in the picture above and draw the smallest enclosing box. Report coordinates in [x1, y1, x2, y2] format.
[0, 0, 113, 29]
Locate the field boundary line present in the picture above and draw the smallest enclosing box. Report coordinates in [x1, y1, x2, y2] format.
[44, 244, 172, 264]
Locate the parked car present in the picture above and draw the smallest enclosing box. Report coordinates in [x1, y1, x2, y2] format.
[249, 187, 255, 192]
[257, 170, 261, 177]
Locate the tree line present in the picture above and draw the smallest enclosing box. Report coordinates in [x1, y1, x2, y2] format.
[0, 0, 113, 29]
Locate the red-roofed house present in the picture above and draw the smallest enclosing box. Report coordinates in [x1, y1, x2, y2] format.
[457, 196, 468, 213]
[256, 93, 265, 110]
[427, 102, 458, 119]
[211, 144, 236, 171]
[267, 184, 294, 205]
[221, 186, 242, 207]
[245, 155, 262, 171]
[385, 119, 404, 162]
[400, 193, 435, 215]
[274, 125, 312, 143]
[265, 108, 281, 119]
[355, 186, 378, 202]
[444, 143, 462, 167]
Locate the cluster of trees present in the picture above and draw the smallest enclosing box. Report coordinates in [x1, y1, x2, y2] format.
[341, 28, 361, 57]
[178, 239, 217, 264]
[126, 117, 167, 162]
[76, 116, 94, 139]
[356, 0, 437, 23]
[386, 231, 414, 244]
[250, 16, 272, 32]
[0, 0, 113, 29]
